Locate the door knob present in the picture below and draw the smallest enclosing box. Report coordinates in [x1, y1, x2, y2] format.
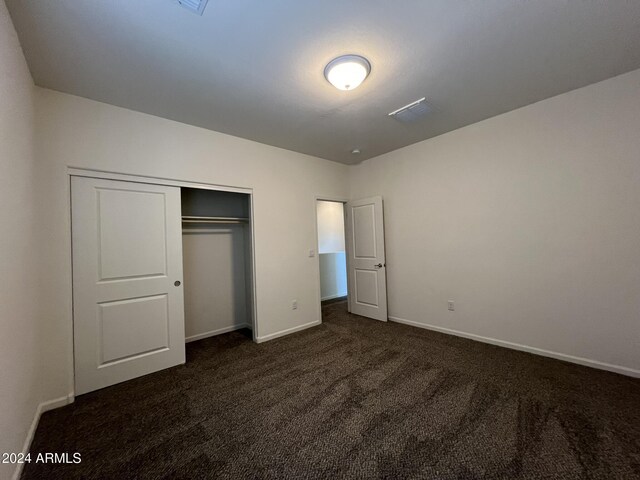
[374, 263, 383, 268]
[174, 281, 181, 287]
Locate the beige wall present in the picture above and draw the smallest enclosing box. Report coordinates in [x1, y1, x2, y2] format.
[350, 68, 640, 376]
[35, 87, 350, 400]
[0, 2, 45, 479]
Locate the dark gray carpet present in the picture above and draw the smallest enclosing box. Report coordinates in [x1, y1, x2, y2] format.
[23, 301, 640, 479]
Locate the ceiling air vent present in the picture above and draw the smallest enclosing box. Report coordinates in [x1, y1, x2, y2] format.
[388, 97, 435, 124]
[176, 0, 209, 15]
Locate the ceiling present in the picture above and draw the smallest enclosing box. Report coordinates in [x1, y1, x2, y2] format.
[7, 1, 640, 164]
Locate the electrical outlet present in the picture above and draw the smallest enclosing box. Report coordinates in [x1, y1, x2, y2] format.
[308, 249, 315, 257]
[447, 300, 455, 311]
[292, 300, 298, 310]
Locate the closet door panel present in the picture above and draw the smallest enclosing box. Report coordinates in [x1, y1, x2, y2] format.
[97, 188, 168, 280]
[72, 176, 185, 395]
[99, 294, 169, 363]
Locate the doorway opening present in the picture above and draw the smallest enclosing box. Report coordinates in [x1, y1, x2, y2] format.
[316, 200, 348, 308]
[316, 195, 388, 323]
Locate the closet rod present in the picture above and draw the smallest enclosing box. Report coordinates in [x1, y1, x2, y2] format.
[182, 229, 235, 234]
[182, 216, 249, 224]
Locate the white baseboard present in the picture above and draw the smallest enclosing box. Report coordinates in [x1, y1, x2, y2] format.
[321, 293, 347, 301]
[12, 393, 74, 480]
[255, 320, 321, 343]
[389, 316, 640, 378]
[185, 324, 250, 343]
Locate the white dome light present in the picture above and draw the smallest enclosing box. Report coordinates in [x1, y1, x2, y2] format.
[324, 55, 371, 91]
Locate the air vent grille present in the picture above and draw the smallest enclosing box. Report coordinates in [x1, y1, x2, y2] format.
[388, 97, 435, 124]
[176, 0, 209, 15]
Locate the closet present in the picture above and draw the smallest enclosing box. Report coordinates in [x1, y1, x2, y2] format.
[71, 174, 255, 395]
[181, 187, 254, 342]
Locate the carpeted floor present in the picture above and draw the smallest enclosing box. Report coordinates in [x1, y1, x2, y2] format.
[23, 301, 640, 479]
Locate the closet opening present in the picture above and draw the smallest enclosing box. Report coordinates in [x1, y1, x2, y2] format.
[181, 187, 254, 342]
[70, 170, 258, 395]
[316, 200, 348, 309]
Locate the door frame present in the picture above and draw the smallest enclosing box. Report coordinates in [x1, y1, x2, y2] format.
[68, 167, 258, 393]
[314, 195, 352, 322]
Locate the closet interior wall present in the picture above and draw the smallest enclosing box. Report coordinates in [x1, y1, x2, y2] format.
[181, 188, 253, 342]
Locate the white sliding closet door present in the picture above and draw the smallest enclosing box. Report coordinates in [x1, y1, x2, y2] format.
[72, 177, 186, 395]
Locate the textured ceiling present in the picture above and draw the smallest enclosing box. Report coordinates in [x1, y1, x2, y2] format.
[7, 0, 640, 164]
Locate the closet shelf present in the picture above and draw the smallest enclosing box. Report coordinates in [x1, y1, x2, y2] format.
[182, 215, 249, 224]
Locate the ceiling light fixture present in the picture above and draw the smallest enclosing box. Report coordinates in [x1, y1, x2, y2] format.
[324, 55, 371, 91]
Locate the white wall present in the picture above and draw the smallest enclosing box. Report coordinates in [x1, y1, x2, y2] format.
[350, 68, 640, 376]
[34, 87, 349, 401]
[317, 201, 346, 253]
[0, 2, 46, 479]
[183, 226, 249, 341]
[319, 252, 348, 301]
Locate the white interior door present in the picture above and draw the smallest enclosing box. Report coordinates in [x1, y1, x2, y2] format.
[72, 177, 185, 395]
[345, 196, 388, 321]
